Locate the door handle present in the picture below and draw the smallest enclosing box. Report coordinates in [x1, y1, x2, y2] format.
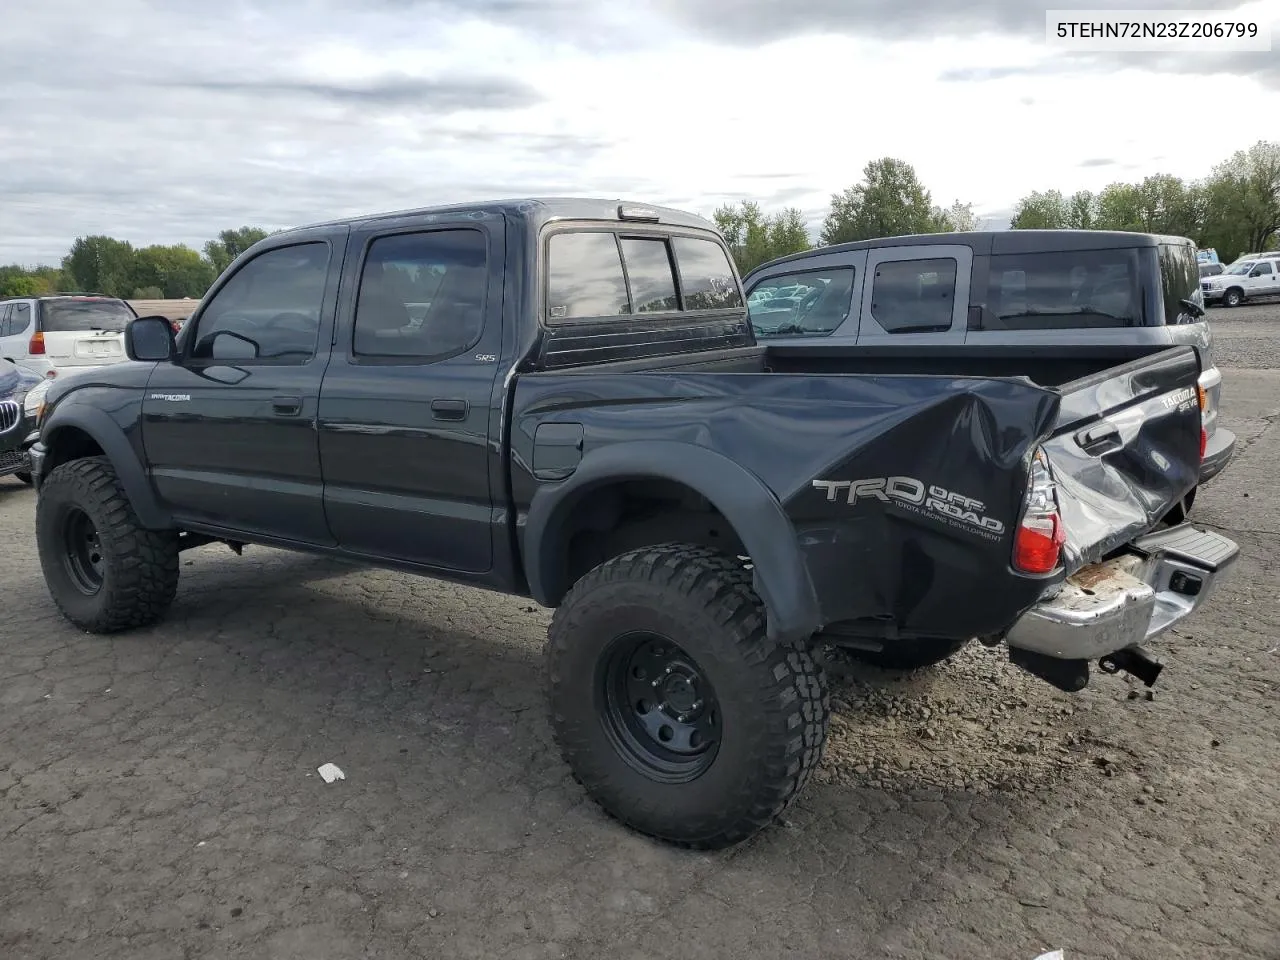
[272, 395, 302, 416]
[431, 398, 468, 421]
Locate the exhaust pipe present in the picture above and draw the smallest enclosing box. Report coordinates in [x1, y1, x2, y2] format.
[1098, 645, 1164, 688]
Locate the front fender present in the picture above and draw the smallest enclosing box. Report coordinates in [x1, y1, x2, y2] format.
[40, 404, 172, 530]
[524, 441, 821, 644]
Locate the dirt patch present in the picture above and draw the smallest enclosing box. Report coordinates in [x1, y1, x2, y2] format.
[816, 642, 1100, 793]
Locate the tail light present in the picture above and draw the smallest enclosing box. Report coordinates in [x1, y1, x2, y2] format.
[29, 331, 45, 355]
[1197, 383, 1208, 461]
[1013, 447, 1065, 575]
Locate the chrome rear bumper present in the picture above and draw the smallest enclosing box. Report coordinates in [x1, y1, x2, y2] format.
[1006, 525, 1238, 661]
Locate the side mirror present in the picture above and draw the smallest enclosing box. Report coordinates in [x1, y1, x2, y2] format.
[125, 316, 176, 362]
[1179, 298, 1206, 320]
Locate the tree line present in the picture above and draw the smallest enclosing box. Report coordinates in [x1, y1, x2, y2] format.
[3, 140, 1277, 297]
[715, 140, 1279, 274]
[0, 227, 272, 299]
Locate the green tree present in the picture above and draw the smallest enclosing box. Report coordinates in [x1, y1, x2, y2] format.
[1066, 190, 1097, 229]
[820, 158, 948, 245]
[132, 244, 215, 298]
[1010, 190, 1068, 229]
[940, 200, 977, 232]
[714, 201, 811, 273]
[61, 236, 136, 297]
[1204, 141, 1280, 257]
[203, 227, 270, 275]
[0, 272, 39, 297]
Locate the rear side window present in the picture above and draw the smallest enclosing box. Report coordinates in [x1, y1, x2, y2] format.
[983, 248, 1141, 330]
[0, 305, 9, 336]
[39, 298, 134, 333]
[870, 258, 957, 333]
[11, 303, 30, 333]
[354, 229, 487, 359]
[747, 268, 855, 338]
[547, 233, 629, 320]
[1158, 243, 1203, 325]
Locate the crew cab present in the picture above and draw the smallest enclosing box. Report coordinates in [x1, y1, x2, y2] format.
[744, 230, 1236, 522]
[1202, 254, 1280, 307]
[28, 199, 1238, 848]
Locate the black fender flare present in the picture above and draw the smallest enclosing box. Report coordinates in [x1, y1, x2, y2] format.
[524, 441, 821, 644]
[41, 405, 172, 530]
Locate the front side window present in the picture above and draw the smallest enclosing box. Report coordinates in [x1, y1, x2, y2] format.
[547, 232, 629, 321]
[672, 237, 743, 311]
[354, 230, 487, 359]
[748, 268, 855, 338]
[190, 243, 329, 362]
[1252, 261, 1275, 276]
[870, 258, 957, 333]
[39, 298, 133, 333]
[983, 248, 1141, 330]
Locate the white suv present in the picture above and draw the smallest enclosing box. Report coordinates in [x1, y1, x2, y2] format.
[0, 294, 135, 378]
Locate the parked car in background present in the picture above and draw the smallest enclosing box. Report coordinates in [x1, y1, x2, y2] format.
[743, 230, 1234, 523]
[0, 356, 41, 483]
[1199, 262, 1225, 279]
[1202, 255, 1280, 307]
[0, 294, 136, 378]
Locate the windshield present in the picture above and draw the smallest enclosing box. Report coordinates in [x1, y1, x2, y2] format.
[1225, 261, 1255, 276]
[40, 298, 135, 333]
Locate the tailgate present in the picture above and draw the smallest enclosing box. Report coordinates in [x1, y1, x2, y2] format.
[1043, 345, 1202, 571]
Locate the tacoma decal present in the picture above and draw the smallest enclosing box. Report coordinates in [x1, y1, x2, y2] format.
[813, 476, 1006, 541]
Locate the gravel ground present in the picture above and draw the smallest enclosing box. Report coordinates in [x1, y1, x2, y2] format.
[1, 329, 1278, 959]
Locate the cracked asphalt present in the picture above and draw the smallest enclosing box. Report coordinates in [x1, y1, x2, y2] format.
[2, 304, 1278, 960]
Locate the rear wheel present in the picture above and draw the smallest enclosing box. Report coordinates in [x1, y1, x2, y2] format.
[547, 544, 829, 849]
[1223, 288, 1244, 307]
[14, 471, 32, 485]
[36, 457, 179, 632]
[837, 636, 969, 672]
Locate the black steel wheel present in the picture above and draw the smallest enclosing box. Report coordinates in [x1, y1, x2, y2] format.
[547, 543, 829, 849]
[36, 457, 179, 633]
[600, 633, 721, 783]
[61, 506, 105, 595]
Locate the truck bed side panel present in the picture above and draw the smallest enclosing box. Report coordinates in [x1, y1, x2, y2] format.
[511, 370, 1060, 639]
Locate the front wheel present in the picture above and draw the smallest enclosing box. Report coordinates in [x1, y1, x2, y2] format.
[1223, 288, 1244, 308]
[546, 544, 829, 849]
[36, 457, 180, 632]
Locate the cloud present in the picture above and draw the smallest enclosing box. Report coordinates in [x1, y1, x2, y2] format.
[1079, 158, 1117, 168]
[177, 75, 542, 111]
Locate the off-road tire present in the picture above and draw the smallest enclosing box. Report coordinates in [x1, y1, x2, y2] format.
[546, 543, 829, 849]
[36, 457, 179, 632]
[838, 636, 970, 671]
[1223, 288, 1244, 308]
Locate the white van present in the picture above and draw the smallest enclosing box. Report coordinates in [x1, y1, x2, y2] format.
[0, 294, 134, 377]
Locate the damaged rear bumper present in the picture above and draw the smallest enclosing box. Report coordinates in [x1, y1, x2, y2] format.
[1005, 524, 1238, 662]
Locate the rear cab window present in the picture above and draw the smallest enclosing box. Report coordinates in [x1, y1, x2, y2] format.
[38, 298, 136, 333]
[545, 228, 742, 324]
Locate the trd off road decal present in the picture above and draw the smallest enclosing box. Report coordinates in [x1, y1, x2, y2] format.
[813, 476, 1006, 542]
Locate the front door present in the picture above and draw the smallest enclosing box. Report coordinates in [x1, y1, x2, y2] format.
[142, 228, 346, 545]
[318, 219, 504, 573]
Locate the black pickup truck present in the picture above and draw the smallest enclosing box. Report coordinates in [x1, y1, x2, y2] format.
[27, 199, 1238, 848]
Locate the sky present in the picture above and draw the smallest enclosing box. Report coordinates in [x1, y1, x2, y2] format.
[2, 0, 1278, 265]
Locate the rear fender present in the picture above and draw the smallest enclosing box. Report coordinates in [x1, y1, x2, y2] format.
[524, 441, 821, 644]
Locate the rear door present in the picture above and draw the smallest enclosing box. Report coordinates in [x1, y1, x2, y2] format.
[855, 244, 972, 345]
[1249, 259, 1279, 297]
[317, 216, 505, 572]
[36, 297, 132, 367]
[1042, 345, 1203, 570]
